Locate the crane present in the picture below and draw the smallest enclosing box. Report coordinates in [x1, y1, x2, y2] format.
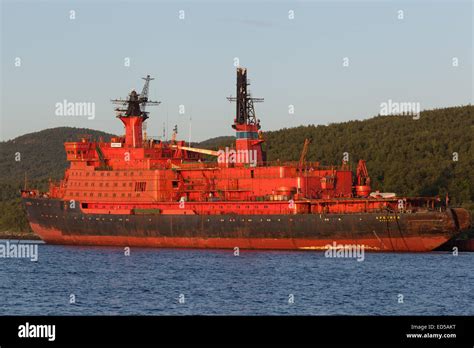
[356, 160, 370, 186]
[299, 138, 311, 168]
[140, 75, 154, 112]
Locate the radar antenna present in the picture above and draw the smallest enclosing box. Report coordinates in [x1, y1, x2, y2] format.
[227, 67, 264, 129]
[111, 75, 161, 120]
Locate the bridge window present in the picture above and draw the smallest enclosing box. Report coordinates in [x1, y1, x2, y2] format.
[236, 132, 258, 139]
[135, 182, 147, 192]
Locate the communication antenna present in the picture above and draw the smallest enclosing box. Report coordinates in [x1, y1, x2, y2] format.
[111, 75, 161, 119]
[227, 67, 264, 129]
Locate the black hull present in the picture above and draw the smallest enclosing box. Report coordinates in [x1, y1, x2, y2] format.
[22, 197, 464, 252]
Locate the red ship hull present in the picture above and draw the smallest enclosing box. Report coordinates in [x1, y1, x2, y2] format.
[29, 222, 450, 252]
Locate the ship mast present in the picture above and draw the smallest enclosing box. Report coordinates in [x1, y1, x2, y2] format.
[227, 67, 264, 129]
[227, 67, 265, 166]
[111, 75, 161, 147]
[140, 75, 154, 141]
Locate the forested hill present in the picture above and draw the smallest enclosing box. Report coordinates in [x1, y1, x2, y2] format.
[0, 105, 472, 232]
[272, 105, 473, 201]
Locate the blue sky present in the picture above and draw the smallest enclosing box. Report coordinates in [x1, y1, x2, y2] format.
[1, 0, 472, 141]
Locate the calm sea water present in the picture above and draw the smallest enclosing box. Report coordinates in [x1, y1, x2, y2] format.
[0, 241, 472, 315]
